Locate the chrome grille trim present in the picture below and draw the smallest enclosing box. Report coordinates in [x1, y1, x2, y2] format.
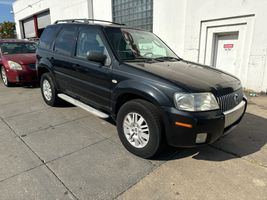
[217, 89, 243, 112]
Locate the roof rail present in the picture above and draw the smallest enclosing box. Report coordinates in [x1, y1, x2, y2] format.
[54, 19, 125, 26]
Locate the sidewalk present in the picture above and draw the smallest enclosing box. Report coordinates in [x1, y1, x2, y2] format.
[247, 94, 267, 119]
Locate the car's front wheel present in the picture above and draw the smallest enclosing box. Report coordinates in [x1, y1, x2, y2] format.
[1, 67, 11, 87]
[117, 99, 163, 158]
[40, 73, 61, 106]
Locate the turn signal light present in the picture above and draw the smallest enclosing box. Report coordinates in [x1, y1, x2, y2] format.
[175, 122, 193, 128]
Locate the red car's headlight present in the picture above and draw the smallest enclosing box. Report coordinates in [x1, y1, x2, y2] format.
[8, 61, 23, 70]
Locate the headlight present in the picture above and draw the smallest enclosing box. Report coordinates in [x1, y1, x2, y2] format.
[174, 92, 219, 111]
[8, 61, 22, 70]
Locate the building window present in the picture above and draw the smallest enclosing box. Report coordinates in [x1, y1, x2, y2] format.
[112, 0, 153, 32]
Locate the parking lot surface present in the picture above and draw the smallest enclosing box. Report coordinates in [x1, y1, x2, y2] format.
[0, 82, 266, 200]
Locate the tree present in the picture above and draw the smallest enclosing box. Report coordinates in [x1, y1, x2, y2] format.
[0, 21, 16, 39]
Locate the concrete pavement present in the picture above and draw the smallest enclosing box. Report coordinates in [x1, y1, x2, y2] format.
[0, 82, 266, 200]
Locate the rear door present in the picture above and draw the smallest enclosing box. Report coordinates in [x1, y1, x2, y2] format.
[52, 26, 78, 94]
[70, 26, 113, 111]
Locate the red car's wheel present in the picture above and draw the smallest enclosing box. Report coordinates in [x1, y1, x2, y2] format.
[1, 67, 11, 87]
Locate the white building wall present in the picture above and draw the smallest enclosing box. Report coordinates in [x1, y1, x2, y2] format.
[12, 0, 112, 39]
[92, 0, 112, 21]
[13, 0, 92, 38]
[153, 0, 186, 56]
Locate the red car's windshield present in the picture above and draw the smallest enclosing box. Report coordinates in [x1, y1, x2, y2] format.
[0, 42, 37, 55]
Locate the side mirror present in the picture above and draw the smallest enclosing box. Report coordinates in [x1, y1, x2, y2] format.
[87, 52, 107, 65]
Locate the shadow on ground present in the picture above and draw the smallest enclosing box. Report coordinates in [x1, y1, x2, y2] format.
[98, 112, 267, 162]
[4, 83, 40, 89]
[152, 113, 267, 162]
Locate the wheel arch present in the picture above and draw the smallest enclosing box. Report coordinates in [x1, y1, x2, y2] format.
[112, 81, 171, 118]
[37, 66, 50, 80]
[37, 57, 54, 80]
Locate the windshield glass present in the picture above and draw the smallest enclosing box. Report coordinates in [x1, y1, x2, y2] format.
[0, 42, 37, 55]
[105, 28, 178, 61]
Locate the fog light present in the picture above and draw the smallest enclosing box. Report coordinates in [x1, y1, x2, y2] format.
[196, 133, 207, 144]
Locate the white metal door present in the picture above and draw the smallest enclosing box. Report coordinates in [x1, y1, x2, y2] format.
[213, 33, 239, 75]
[23, 17, 35, 38]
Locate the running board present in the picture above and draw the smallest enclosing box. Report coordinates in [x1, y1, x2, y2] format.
[57, 94, 109, 119]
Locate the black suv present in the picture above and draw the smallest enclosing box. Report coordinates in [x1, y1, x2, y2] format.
[36, 19, 247, 158]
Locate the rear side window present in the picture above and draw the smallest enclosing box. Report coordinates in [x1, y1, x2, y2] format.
[54, 28, 76, 56]
[39, 26, 58, 49]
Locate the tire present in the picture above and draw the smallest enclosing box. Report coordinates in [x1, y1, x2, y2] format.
[40, 73, 61, 106]
[1, 66, 12, 87]
[117, 99, 163, 158]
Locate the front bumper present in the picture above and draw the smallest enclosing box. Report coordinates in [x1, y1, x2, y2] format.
[161, 99, 247, 147]
[6, 68, 38, 83]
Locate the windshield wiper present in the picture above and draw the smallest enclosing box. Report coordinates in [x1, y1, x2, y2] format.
[155, 56, 182, 62]
[124, 56, 182, 63]
[124, 57, 159, 63]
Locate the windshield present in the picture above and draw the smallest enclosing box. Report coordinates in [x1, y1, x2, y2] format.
[105, 28, 178, 61]
[0, 42, 37, 55]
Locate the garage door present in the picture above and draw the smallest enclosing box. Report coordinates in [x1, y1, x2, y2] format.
[23, 17, 35, 38]
[37, 11, 51, 29]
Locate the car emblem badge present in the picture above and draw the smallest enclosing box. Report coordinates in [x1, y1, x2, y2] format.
[234, 93, 239, 104]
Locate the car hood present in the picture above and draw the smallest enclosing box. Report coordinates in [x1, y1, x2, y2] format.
[128, 60, 242, 95]
[2, 53, 36, 64]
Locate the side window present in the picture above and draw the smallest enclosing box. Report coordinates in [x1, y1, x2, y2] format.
[39, 26, 58, 49]
[54, 28, 76, 56]
[76, 28, 111, 65]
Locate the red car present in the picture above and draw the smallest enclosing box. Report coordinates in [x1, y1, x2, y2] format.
[0, 39, 37, 87]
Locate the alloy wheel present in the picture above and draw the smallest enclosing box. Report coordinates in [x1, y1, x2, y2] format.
[42, 79, 52, 101]
[123, 112, 150, 148]
[1, 68, 8, 85]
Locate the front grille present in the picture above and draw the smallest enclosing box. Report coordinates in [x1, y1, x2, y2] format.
[217, 88, 243, 112]
[28, 63, 36, 70]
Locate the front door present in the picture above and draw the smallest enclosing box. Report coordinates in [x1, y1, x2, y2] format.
[71, 27, 113, 112]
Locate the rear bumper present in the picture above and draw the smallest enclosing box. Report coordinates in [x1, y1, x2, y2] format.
[161, 99, 247, 147]
[6, 68, 38, 83]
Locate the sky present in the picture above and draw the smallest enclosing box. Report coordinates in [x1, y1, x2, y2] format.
[0, 0, 15, 22]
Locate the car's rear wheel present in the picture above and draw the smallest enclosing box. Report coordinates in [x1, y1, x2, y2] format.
[40, 73, 61, 106]
[1, 67, 11, 87]
[117, 99, 163, 158]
